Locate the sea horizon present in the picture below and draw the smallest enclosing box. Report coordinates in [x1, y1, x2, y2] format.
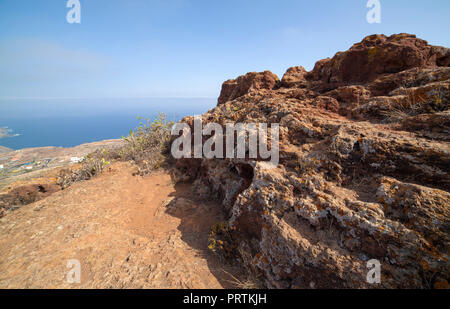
[0, 97, 216, 150]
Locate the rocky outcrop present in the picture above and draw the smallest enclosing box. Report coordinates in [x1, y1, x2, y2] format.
[172, 34, 450, 289]
[280, 66, 308, 88]
[306, 33, 449, 92]
[0, 182, 60, 218]
[218, 71, 279, 105]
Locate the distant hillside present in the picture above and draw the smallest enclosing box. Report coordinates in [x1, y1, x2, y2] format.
[0, 127, 17, 141]
[0, 146, 12, 154]
[0, 128, 7, 139]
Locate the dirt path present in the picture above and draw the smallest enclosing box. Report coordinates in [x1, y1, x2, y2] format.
[0, 162, 242, 289]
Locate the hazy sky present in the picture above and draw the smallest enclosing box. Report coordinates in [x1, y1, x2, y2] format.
[1, 0, 449, 99]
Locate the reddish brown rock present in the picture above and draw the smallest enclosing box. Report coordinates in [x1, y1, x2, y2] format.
[400, 111, 450, 140]
[325, 85, 371, 104]
[324, 86, 372, 115]
[281, 66, 308, 88]
[217, 71, 279, 105]
[172, 33, 450, 289]
[351, 95, 408, 121]
[369, 67, 450, 96]
[312, 96, 340, 113]
[308, 33, 449, 92]
[431, 46, 450, 67]
[282, 88, 318, 101]
[0, 183, 61, 218]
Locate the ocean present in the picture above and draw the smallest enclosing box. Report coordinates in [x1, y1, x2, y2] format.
[0, 98, 216, 150]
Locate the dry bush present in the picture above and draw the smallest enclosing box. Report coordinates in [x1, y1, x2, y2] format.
[382, 93, 423, 123]
[222, 267, 263, 289]
[220, 246, 265, 289]
[57, 154, 112, 189]
[383, 83, 448, 122]
[208, 221, 237, 260]
[208, 222, 264, 289]
[58, 113, 174, 188]
[119, 113, 174, 175]
[231, 246, 265, 289]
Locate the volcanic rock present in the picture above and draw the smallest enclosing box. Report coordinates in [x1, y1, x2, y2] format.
[217, 71, 279, 105]
[172, 33, 450, 289]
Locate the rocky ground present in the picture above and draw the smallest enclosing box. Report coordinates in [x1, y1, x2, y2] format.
[0, 140, 125, 218]
[0, 162, 244, 288]
[173, 33, 450, 289]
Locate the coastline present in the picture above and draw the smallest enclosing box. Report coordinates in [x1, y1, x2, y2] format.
[0, 127, 12, 139]
[0, 127, 19, 139]
[0, 146, 12, 154]
[0, 139, 124, 190]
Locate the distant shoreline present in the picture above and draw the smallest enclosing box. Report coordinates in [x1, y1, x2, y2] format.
[0, 139, 124, 190]
[0, 146, 12, 154]
[0, 127, 19, 140]
[0, 139, 122, 154]
[0, 127, 8, 139]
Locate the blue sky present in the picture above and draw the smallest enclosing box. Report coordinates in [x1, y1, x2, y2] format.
[0, 0, 449, 99]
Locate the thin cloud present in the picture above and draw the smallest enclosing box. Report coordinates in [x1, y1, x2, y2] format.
[0, 38, 111, 83]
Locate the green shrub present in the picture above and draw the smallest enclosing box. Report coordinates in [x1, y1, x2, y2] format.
[120, 113, 174, 174]
[57, 112, 175, 188]
[57, 152, 113, 189]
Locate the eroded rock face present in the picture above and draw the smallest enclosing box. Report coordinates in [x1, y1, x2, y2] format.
[307, 33, 448, 92]
[217, 71, 280, 105]
[281, 66, 308, 88]
[172, 33, 450, 289]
